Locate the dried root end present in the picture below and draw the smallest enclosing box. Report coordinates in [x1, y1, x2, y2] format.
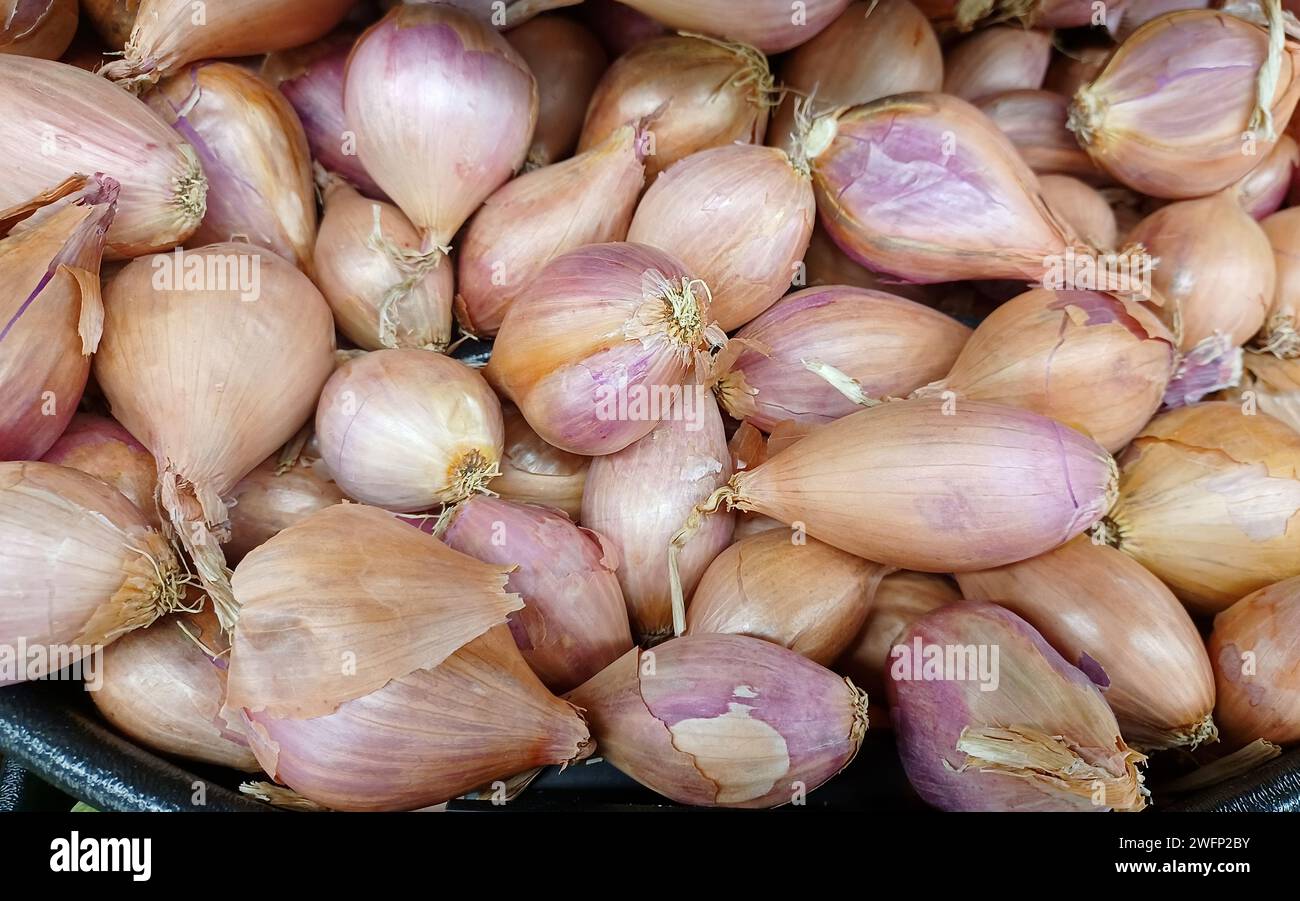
[1090, 515, 1124, 550]
[448, 448, 501, 503]
[1103, 453, 1121, 517]
[240, 781, 329, 811]
[174, 145, 209, 226]
[846, 678, 870, 748]
[681, 32, 779, 109]
[1066, 86, 1104, 148]
[1259, 313, 1300, 358]
[667, 479, 742, 636]
[1127, 711, 1220, 754]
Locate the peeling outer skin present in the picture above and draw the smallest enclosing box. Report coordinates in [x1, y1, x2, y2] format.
[567, 636, 867, 808]
[1162, 334, 1245, 409]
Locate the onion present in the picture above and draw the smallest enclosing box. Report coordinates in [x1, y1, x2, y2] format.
[1115, 0, 1211, 38]
[684, 529, 888, 665]
[506, 15, 607, 169]
[714, 286, 970, 432]
[224, 454, 345, 565]
[94, 243, 337, 630]
[1259, 206, 1300, 357]
[943, 25, 1052, 103]
[568, 635, 868, 808]
[767, 0, 943, 154]
[807, 92, 1081, 284]
[957, 536, 1217, 752]
[1012, 0, 1129, 28]
[0, 56, 205, 258]
[798, 224, 937, 302]
[1100, 401, 1300, 613]
[41, 414, 158, 529]
[92, 606, 259, 770]
[612, 0, 850, 53]
[344, 3, 538, 251]
[890, 603, 1147, 812]
[1042, 43, 1109, 97]
[975, 90, 1100, 182]
[1224, 350, 1300, 433]
[1128, 191, 1275, 353]
[582, 391, 734, 642]
[492, 404, 589, 520]
[313, 177, 453, 352]
[1038, 174, 1118, 251]
[486, 242, 719, 455]
[456, 124, 646, 337]
[627, 144, 814, 331]
[416, 0, 583, 29]
[577, 34, 774, 183]
[1233, 133, 1299, 219]
[80, 0, 138, 49]
[442, 495, 634, 693]
[100, 0, 355, 89]
[1069, 9, 1300, 199]
[580, 0, 666, 57]
[145, 62, 316, 272]
[915, 289, 1176, 452]
[0, 0, 77, 58]
[835, 572, 959, 701]
[1, 175, 116, 461]
[1209, 575, 1300, 746]
[0, 461, 187, 682]
[316, 349, 504, 513]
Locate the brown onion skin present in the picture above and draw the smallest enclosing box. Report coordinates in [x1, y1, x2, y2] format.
[93, 607, 259, 771]
[1234, 134, 1299, 221]
[81, 0, 139, 49]
[41, 413, 159, 528]
[943, 25, 1052, 103]
[1039, 174, 1118, 250]
[492, 404, 589, 520]
[1210, 576, 1300, 747]
[0, 0, 78, 59]
[577, 34, 770, 182]
[507, 15, 607, 169]
[224, 455, 345, 565]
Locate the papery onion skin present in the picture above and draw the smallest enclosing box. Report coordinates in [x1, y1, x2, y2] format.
[492, 404, 589, 520]
[0, 461, 185, 683]
[917, 289, 1176, 453]
[224, 454, 345, 565]
[685, 529, 888, 666]
[1222, 351, 1300, 433]
[313, 178, 454, 352]
[577, 34, 772, 182]
[41, 414, 159, 529]
[1210, 575, 1300, 747]
[716, 286, 970, 432]
[1038, 174, 1118, 250]
[1104, 402, 1300, 613]
[80, 0, 138, 49]
[628, 144, 813, 331]
[0, 56, 205, 258]
[443, 495, 634, 693]
[582, 392, 734, 642]
[715, 398, 1116, 572]
[615, 0, 849, 52]
[1259, 206, 1300, 357]
[507, 15, 607, 169]
[1234, 134, 1299, 220]
[976, 89, 1100, 182]
[456, 125, 645, 337]
[1069, 10, 1300, 199]
[345, 3, 538, 248]
[811, 92, 1079, 284]
[0, 0, 78, 59]
[147, 62, 317, 271]
[943, 25, 1051, 103]
[568, 635, 868, 808]
[241, 625, 591, 812]
[487, 242, 714, 456]
[958, 536, 1217, 752]
[767, 0, 942, 154]
[890, 602, 1146, 812]
[316, 349, 504, 513]
[93, 607, 259, 771]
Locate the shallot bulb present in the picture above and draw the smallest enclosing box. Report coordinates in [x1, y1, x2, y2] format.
[1233, 134, 1299, 220]
[146, 62, 317, 272]
[1259, 206, 1300, 357]
[94, 243, 337, 630]
[0, 0, 77, 59]
[582, 391, 734, 642]
[580, 0, 666, 56]
[1042, 42, 1109, 97]
[1100, 402, 1300, 613]
[492, 405, 590, 520]
[442, 495, 634, 693]
[578, 34, 774, 182]
[506, 15, 607, 169]
[100, 0, 355, 89]
[345, 4, 538, 250]
[568, 635, 868, 808]
[890, 603, 1147, 812]
[915, 289, 1176, 452]
[958, 536, 1217, 752]
[975, 90, 1100, 182]
[614, 0, 850, 52]
[224, 454, 345, 565]
[1069, 9, 1300, 198]
[714, 286, 970, 432]
[798, 225, 939, 301]
[0, 461, 187, 682]
[943, 25, 1052, 103]
[487, 242, 720, 455]
[807, 92, 1081, 284]
[1224, 351, 1300, 433]
[0, 56, 205, 258]
[1, 175, 116, 461]
[316, 349, 504, 513]
[456, 124, 646, 337]
[1038, 174, 1118, 250]
[41, 414, 158, 529]
[1115, 0, 1211, 38]
[313, 178, 454, 352]
[435, 0, 583, 28]
[80, 0, 139, 51]
[685, 529, 888, 665]
[767, 0, 943, 154]
[93, 607, 258, 770]
[1210, 575, 1300, 746]
[628, 144, 814, 331]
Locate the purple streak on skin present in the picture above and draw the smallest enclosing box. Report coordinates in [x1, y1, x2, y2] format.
[1077, 652, 1111, 689]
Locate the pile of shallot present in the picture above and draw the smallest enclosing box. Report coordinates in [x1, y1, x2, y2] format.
[3, 0, 1300, 814]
